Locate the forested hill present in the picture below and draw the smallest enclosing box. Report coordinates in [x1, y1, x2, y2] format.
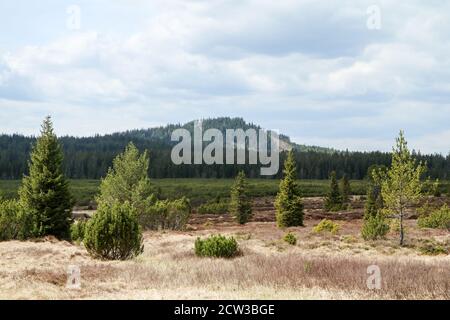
[0, 117, 449, 180]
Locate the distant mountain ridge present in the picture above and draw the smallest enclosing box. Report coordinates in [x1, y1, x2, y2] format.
[113, 117, 333, 153]
[0, 117, 448, 180]
[0, 117, 333, 180]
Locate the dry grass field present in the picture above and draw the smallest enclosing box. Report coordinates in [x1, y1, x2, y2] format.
[0, 197, 449, 300]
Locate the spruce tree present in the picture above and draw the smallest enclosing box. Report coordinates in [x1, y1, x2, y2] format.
[364, 167, 384, 218]
[325, 171, 342, 212]
[229, 171, 252, 224]
[19, 116, 73, 239]
[361, 168, 389, 240]
[340, 174, 351, 208]
[365, 185, 383, 218]
[275, 150, 304, 227]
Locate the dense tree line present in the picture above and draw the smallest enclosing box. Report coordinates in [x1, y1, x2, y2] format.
[1, 118, 449, 180]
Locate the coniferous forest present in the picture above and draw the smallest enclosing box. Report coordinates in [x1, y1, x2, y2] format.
[0, 117, 449, 180]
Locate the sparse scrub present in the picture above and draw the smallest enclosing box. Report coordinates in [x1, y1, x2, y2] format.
[283, 232, 297, 245]
[0, 221, 450, 299]
[361, 167, 389, 241]
[0, 199, 36, 241]
[98, 143, 191, 231]
[70, 220, 87, 243]
[341, 235, 358, 244]
[424, 178, 442, 197]
[432, 179, 442, 197]
[313, 219, 340, 235]
[197, 200, 228, 214]
[361, 214, 390, 240]
[388, 218, 403, 234]
[0, 178, 371, 207]
[195, 234, 239, 258]
[364, 167, 384, 219]
[418, 239, 448, 256]
[84, 202, 144, 260]
[139, 197, 191, 230]
[418, 204, 450, 230]
[234, 232, 252, 240]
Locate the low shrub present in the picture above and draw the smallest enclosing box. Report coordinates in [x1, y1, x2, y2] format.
[70, 220, 87, 242]
[389, 218, 401, 233]
[197, 200, 228, 215]
[313, 219, 340, 235]
[361, 214, 390, 240]
[418, 204, 450, 230]
[140, 197, 191, 230]
[195, 234, 239, 258]
[283, 232, 297, 245]
[417, 201, 434, 218]
[84, 201, 144, 260]
[425, 178, 442, 197]
[0, 199, 36, 241]
[342, 235, 358, 243]
[324, 203, 344, 212]
[418, 240, 448, 256]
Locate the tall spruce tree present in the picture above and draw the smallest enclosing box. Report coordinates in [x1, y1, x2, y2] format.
[229, 171, 252, 224]
[325, 171, 342, 212]
[377, 131, 426, 246]
[275, 150, 304, 227]
[19, 116, 73, 239]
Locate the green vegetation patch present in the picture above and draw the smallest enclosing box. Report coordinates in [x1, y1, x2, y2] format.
[194, 234, 239, 258]
[283, 232, 297, 245]
[1, 178, 370, 207]
[418, 204, 450, 230]
[313, 219, 340, 235]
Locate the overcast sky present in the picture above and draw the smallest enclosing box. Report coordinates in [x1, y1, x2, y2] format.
[0, 0, 449, 154]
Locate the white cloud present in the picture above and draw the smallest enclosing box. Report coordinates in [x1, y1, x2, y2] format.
[0, 0, 449, 153]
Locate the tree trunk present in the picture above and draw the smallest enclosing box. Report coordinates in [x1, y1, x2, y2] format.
[399, 209, 404, 246]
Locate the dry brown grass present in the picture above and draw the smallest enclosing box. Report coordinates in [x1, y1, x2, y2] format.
[0, 216, 449, 300]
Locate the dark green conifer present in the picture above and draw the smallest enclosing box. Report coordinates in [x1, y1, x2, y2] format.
[19, 116, 73, 238]
[275, 150, 304, 227]
[325, 171, 342, 212]
[229, 171, 252, 224]
[340, 174, 351, 208]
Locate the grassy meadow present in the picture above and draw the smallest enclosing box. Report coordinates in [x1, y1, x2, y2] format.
[2, 178, 449, 207]
[0, 178, 370, 207]
[1, 178, 449, 299]
[1, 215, 449, 300]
